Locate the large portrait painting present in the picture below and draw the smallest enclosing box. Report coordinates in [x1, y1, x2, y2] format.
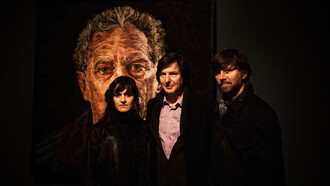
[33, 0, 215, 184]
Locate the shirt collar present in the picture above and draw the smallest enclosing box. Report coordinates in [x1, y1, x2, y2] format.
[163, 94, 183, 108]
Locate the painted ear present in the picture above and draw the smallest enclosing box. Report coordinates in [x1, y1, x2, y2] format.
[76, 71, 90, 101]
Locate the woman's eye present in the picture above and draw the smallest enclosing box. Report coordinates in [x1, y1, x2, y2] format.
[125, 94, 133, 97]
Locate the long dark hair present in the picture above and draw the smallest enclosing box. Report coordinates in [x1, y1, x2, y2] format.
[103, 76, 140, 120]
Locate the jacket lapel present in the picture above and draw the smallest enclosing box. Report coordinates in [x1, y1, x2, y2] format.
[180, 87, 192, 136]
[170, 87, 192, 158]
[150, 91, 165, 149]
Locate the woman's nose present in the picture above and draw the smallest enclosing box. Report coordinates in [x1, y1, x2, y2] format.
[120, 95, 126, 103]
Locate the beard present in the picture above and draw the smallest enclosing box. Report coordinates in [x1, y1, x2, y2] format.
[220, 80, 244, 100]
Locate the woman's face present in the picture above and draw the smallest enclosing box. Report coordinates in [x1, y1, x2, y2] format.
[113, 88, 135, 112]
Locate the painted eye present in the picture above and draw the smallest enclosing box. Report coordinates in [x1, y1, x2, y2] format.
[131, 64, 145, 72]
[128, 63, 147, 77]
[96, 63, 114, 75]
[100, 67, 112, 74]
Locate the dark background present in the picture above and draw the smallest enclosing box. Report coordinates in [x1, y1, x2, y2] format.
[1, 0, 329, 185]
[215, 1, 329, 186]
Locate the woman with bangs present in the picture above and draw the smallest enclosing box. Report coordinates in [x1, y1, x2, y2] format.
[87, 76, 149, 186]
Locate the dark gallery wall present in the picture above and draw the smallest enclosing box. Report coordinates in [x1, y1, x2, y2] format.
[2, 1, 37, 186]
[1, 0, 329, 185]
[216, 0, 329, 186]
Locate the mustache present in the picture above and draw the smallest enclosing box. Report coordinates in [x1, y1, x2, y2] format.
[220, 80, 231, 85]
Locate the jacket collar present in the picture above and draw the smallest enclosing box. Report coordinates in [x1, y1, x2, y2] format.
[222, 83, 254, 117]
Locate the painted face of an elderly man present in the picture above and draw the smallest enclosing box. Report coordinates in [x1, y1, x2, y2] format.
[77, 22, 157, 124]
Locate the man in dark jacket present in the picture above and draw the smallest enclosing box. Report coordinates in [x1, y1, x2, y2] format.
[146, 53, 213, 185]
[209, 48, 285, 186]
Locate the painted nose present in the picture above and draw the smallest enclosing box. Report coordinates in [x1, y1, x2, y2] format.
[112, 65, 128, 80]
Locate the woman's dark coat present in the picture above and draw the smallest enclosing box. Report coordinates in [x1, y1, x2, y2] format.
[88, 110, 149, 186]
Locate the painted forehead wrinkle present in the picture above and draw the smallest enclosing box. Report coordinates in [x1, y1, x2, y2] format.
[87, 30, 125, 67]
[119, 34, 150, 58]
[89, 29, 123, 52]
[86, 25, 152, 71]
[89, 28, 149, 53]
[122, 22, 151, 55]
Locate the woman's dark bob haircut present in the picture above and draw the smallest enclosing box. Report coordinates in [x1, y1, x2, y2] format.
[104, 76, 140, 115]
